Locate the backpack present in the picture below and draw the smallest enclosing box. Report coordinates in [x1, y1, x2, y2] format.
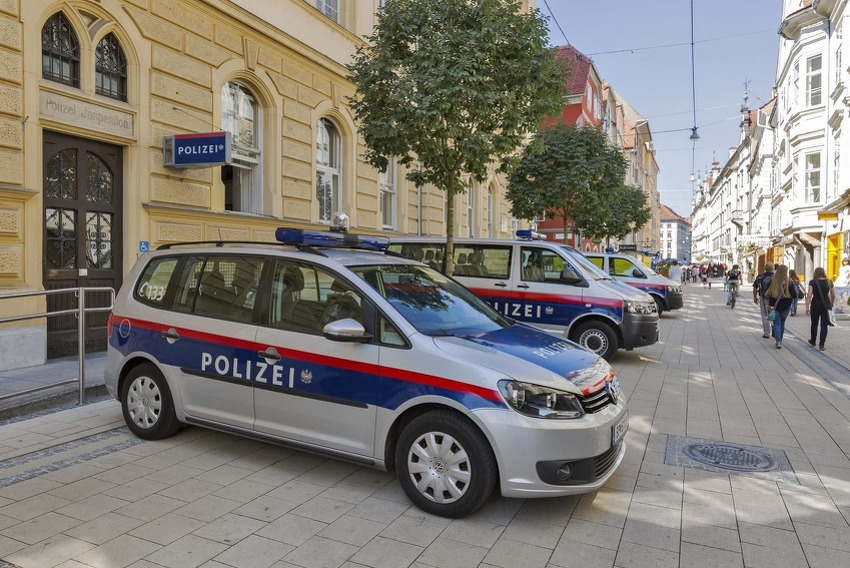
[727, 268, 741, 281]
[757, 273, 773, 297]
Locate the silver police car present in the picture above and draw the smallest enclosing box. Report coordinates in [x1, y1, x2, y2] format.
[105, 224, 628, 518]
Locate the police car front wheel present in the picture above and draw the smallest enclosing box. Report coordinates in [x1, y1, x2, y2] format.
[395, 410, 497, 518]
[121, 363, 181, 440]
[572, 321, 619, 361]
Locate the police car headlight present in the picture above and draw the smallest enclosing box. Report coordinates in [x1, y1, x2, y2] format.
[498, 380, 585, 419]
[623, 300, 655, 314]
[667, 285, 681, 293]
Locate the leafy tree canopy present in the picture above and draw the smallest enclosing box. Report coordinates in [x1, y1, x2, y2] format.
[506, 123, 650, 242]
[348, 0, 567, 270]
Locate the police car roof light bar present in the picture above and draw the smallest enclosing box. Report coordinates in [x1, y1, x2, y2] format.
[275, 228, 390, 251]
[516, 229, 543, 240]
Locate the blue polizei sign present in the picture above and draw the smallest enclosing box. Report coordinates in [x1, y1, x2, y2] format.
[163, 131, 231, 168]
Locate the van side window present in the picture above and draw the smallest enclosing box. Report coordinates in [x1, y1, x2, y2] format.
[193, 256, 265, 322]
[135, 257, 178, 308]
[587, 257, 604, 270]
[465, 246, 510, 279]
[611, 258, 636, 277]
[269, 261, 364, 333]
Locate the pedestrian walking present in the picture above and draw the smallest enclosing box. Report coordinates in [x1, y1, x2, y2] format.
[789, 269, 802, 316]
[805, 267, 836, 351]
[753, 262, 775, 338]
[668, 261, 683, 285]
[764, 264, 797, 349]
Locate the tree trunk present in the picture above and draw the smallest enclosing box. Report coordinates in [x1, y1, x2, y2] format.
[445, 180, 456, 275]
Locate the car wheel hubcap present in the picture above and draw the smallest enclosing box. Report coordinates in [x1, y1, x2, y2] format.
[127, 376, 162, 429]
[407, 432, 470, 504]
[580, 330, 608, 354]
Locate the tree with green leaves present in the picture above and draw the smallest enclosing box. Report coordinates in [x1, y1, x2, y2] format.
[506, 123, 649, 244]
[347, 0, 567, 273]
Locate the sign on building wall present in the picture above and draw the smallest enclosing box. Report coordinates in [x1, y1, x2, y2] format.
[163, 132, 231, 168]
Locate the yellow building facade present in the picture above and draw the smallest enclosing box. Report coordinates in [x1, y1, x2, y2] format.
[0, 0, 519, 369]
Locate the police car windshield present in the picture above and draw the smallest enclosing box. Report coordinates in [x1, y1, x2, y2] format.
[351, 264, 510, 336]
[559, 247, 612, 281]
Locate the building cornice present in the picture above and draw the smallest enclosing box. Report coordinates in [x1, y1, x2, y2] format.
[779, 5, 825, 39]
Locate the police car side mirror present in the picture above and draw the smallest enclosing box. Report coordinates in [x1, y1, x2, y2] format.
[323, 319, 373, 343]
[560, 270, 583, 285]
[632, 268, 646, 279]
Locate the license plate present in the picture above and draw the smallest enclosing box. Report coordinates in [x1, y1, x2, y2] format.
[611, 412, 629, 446]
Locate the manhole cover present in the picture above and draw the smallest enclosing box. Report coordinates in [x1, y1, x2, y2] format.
[682, 442, 779, 472]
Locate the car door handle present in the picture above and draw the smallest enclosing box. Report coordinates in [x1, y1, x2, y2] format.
[161, 328, 179, 344]
[257, 347, 281, 362]
[494, 281, 507, 287]
[517, 283, 530, 289]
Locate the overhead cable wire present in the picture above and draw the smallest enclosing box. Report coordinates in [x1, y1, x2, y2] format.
[587, 28, 775, 57]
[541, 0, 569, 45]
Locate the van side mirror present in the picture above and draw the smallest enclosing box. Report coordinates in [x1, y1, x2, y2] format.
[632, 268, 647, 279]
[560, 269, 583, 285]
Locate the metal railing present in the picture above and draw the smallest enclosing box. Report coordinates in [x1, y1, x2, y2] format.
[0, 287, 115, 404]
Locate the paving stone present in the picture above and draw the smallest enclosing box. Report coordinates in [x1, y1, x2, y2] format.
[212, 534, 294, 568]
[282, 535, 359, 568]
[348, 536, 423, 568]
[0, 511, 81, 545]
[144, 534, 229, 568]
[73, 533, 160, 568]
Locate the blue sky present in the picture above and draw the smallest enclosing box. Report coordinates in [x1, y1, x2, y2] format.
[542, 0, 783, 217]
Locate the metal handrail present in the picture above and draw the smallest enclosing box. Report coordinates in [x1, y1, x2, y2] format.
[0, 287, 115, 405]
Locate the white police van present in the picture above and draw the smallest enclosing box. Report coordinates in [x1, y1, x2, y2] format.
[389, 233, 659, 361]
[585, 253, 684, 315]
[105, 221, 629, 518]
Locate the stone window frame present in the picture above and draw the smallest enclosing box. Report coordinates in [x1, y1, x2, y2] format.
[95, 32, 127, 102]
[221, 81, 264, 215]
[316, 118, 342, 223]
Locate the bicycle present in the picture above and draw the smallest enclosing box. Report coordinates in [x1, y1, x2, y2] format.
[728, 281, 739, 308]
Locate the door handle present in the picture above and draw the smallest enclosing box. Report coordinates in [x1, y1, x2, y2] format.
[494, 281, 507, 287]
[517, 283, 530, 289]
[257, 347, 281, 362]
[161, 328, 179, 344]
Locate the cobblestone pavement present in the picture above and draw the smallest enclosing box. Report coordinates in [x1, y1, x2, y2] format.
[1, 284, 849, 568]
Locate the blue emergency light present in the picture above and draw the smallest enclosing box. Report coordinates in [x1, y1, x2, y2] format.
[275, 228, 390, 251]
[516, 229, 543, 240]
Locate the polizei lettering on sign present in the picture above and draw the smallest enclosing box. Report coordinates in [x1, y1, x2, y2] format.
[163, 131, 232, 169]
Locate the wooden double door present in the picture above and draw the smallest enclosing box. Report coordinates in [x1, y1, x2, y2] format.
[43, 132, 123, 358]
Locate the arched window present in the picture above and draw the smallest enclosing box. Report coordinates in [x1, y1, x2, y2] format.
[221, 82, 263, 213]
[486, 186, 495, 237]
[42, 13, 80, 87]
[316, 118, 341, 222]
[95, 33, 127, 101]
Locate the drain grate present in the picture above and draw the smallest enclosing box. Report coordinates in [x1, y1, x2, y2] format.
[682, 442, 779, 472]
[665, 435, 798, 484]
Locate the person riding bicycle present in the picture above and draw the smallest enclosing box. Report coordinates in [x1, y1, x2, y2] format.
[726, 264, 742, 307]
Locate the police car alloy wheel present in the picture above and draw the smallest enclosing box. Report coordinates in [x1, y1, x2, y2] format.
[395, 410, 497, 518]
[121, 363, 181, 440]
[572, 321, 618, 361]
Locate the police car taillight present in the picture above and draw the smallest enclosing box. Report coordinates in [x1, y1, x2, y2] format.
[275, 227, 390, 251]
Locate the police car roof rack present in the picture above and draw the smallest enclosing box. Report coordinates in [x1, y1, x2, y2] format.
[157, 240, 288, 250]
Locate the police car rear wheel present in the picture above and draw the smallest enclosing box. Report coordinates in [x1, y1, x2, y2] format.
[396, 410, 496, 518]
[573, 321, 618, 361]
[121, 364, 181, 440]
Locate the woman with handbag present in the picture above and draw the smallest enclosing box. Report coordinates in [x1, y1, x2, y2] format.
[805, 267, 836, 351]
[765, 264, 797, 349]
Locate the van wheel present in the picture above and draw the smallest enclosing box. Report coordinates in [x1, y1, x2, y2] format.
[395, 410, 497, 518]
[572, 321, 618, 360]
[652, 295, 664, 316]
[121, 363, 181, 440]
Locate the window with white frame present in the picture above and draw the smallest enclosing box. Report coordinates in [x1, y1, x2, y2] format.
[834, 135, 840, 193]
[807, 54, 822, 106]
[316, 118, 341, 222]
[316, 0, 339, 23]
[793, 62, 799, 107]
[805, 152, 821, 202]
[379, 157, 396, 229]
[835, 27, 843, 87]
[486, 186, 494, 237]
[467, 180, 476, 237]
[221, 82, 262, 213]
